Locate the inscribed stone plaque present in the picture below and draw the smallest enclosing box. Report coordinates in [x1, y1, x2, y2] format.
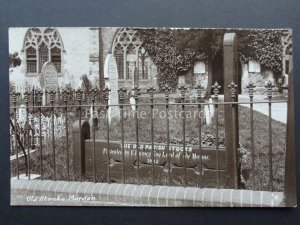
[41, 62, 58, 90]
[193, 61, 206, 73]
[104, 54, 120, 122]
[248, 60, 261, 73]
[84, 140, 226, 185]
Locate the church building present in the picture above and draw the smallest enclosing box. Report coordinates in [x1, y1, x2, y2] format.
[9, 27, 292, 95]
[9, 27, 159, 93]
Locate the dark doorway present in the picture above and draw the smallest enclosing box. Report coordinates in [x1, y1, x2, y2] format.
[212, 50, 242, 94]
[212, 50, 224, 94]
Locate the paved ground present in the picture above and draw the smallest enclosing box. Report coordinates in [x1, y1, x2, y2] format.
[158, 93, 287, 124]
[180, 93, 287, 124]
[238, 95, 287, 124]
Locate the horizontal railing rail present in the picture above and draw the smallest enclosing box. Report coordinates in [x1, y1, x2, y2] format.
[9, 99, 288, 109]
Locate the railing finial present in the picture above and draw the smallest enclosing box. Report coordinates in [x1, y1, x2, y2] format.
[118, 88, 127, 101]
[212, 82, 221, 100]
[89, 86, 99, 103]
[35, 89, 43, 105]
[62, 88, 70, 104]
[147, 86, 156, 99]
[24, 89, 32, 105]
[132, 86, 141, 100]
[103, 86, 111, 102]
[162, 84, 172, 100]
[265, 80, 275, 100]
[228, 81, 238, 100]
[246, 81, 256, 99]
[48, 89, 57, 104]
[76, 88, 84, 103]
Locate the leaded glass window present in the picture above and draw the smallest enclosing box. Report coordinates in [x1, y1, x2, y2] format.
[39, 42, 48, 72]
[26, 46, 37, 73]
[112, 28, 150, 80]
[51, 46, 61, 73]
[114, 44, 124, 79]
[24, 27, 63, 74]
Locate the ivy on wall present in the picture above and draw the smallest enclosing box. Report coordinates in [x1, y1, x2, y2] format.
[237, 29, 283, 75]
[137, 29, 284, 89]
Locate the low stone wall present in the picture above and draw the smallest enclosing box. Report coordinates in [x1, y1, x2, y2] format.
[11, 180, 284, 207]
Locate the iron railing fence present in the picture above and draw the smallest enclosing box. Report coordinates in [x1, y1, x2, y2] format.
[10, 80, 288, 192]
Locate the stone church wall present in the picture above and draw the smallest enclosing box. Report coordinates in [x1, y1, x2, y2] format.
[9, 27, 90, 90]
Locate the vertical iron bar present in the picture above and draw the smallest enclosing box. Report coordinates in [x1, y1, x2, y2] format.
[25, 90, 31, 179]
[79, 105, 82, 181]
[119, 88, 126, 183]
[179, 85, 186, 187]
[269, 98, 273, 191]
[163, 85, 171, 185]
[228, 82, 238, 189]
[215, 103, 219, 187]
[266, 81, 274, 191]
[212, 82, 220, 187]
[250, 95, 255, 189]
[26, 100, 30, 179]
[147, 87, 156, 185]
[104, 87, 111, 183]
[121, 101, 125, 183]
[76, 89, 83, 181]
[49, 90, 56, 181]
[12, 91, 19, 179]
[65, 102, 69, 181]
[106, 105, 110, 183]
[79, 101, 82, 181]
[198, 102, 202, 185]
[36, 90, 43, 179]
[133, 87, 140, 184]
[182, 103, 186, 187]
[151, 100, 154, 184]
[166, 101, 170, 185]
[39, 101, 43, 179]
[136, 101, 139, 184]
[14, 105, 19, 179]
[90, 87, 98, 183]
[62, 89, 70, 181]
[197, 85, 203, 186]
[247, 81, 256, 189]
[92, 104, 96, 182]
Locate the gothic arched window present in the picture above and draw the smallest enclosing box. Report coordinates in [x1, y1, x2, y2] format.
[26, 46, 37, 73]
[24, 27, 63, 74]
[112, 28, 149, 80]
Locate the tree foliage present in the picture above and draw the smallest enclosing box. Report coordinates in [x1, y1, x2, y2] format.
[137, 29, 284, 89]
[9, 52, 21, 68]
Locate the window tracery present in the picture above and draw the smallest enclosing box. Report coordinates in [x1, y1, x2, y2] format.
[24, 27, 63, 74]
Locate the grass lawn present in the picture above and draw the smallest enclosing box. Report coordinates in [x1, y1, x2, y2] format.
[11, 95, 286, 191]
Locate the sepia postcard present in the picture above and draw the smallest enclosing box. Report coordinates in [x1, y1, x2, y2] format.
[9, 27, 296, 207]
